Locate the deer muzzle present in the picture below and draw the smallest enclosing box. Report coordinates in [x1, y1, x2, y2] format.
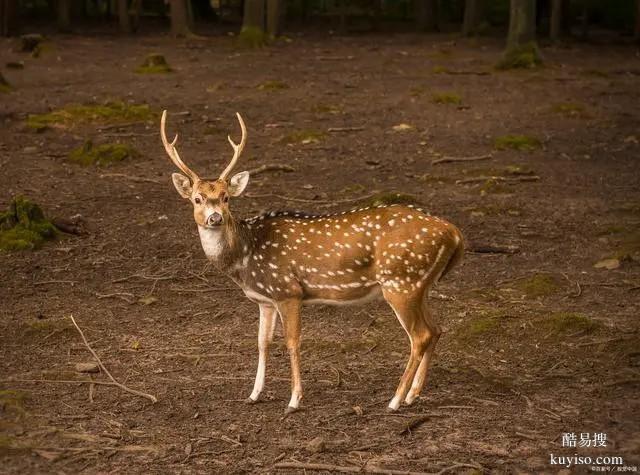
[206, 212, 223, 227]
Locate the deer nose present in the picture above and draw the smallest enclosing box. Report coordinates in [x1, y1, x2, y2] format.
[206, 212, 223, 227]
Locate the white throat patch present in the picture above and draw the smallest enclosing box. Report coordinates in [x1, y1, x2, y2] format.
[198, 225, 225, 260]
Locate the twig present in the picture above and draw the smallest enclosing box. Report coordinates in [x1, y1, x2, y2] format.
[274, 461, 430, 475]
[96, 292, 136, 303]
[576, 337, 623, 347]
[399, 415, 431, 435]
[328, 126, 365, 133]
[468, 244, 520, 255]
[97, 121, 145, 131]
[0, 378, 119, 387]
[99, 173, 163, 185]
[439, 69, 491, 76]
[34, 280, 77, 286]
[431, 154, 492, 165]
[246, 164, 295, 176]
[69, 315, 157, 403]
[604, 378, 640, 387]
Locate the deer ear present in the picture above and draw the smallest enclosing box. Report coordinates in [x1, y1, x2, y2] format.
[172, 173, 192, 199]
[229, 171, 250, 197]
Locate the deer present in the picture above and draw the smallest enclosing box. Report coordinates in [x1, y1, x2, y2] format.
[160, 110, 464, 414]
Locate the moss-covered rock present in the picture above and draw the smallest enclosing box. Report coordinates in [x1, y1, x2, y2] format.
[432, 92, 462, 105]
[0, 196, 57, 252]
[68, 140, 139, 166]
[494, 134, 541, 151]
[0, 71, 11, 93]
[282, 129, 325, 144]
[26, 101, 155, 132]
[361, 192, 421, 207]
[237, 26, 270, 48]
[496, 42, 542, 70]
[135, 54, 173, 74]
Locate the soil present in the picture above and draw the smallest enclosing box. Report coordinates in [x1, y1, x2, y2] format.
[1, 30, 639, 474]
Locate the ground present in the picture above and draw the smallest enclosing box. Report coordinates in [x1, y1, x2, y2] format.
[1, 29, 639, 474]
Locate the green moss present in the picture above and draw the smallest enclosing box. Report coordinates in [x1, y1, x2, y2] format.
[0, 390, 28, 415]
[432, 92, 462, 105]
[68, 140, 139, 166]
[459, 310, 509, 340]
[311, 103, 342, 114]
[257, 80, 289, 91]
[237, 26, 270, 48]
[432, 65, 449, 74]
[282, 129, 325, 144]
[0, 196, 57, 252]
[26, 101, 155, 132]
[552, 102, 590, 118]
[135, 53, 173, 74]
[496, 42, 542, 70]
[341, 183, 366, 194]
[494, 134, 541, 151]
[361, 192, 421, 207]
[479, 178, 512, 195]
[514, 274, 559, 299]
[542, 312, 599, 334]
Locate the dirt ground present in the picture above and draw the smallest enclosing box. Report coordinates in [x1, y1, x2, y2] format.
[1, 29, 639, 474]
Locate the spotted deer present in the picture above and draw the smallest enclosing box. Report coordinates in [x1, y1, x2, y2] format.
[160, 110, 464, 413]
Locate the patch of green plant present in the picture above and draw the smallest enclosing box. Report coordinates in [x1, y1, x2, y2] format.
[68, 140, 139, 166]
[237, 26, 270, 48]
[552, 102, 590, 118]
[311, 103, 342, 114]
[361, 192, 421, 207]
[0, 72, 11, 93]
[494, 134, 541, 151]
[25, 101, 155, 132]
[135, 53, 173, 74]
[541, 312, 599, 335]
[417, 173, 452, 184]
[431, 65, 449, 74]
[432, 92, 462, 105]
[0, 196, 57, 252]
[257, 80, 289, 91]
[341, 183, 366, 194]
[513, 273, 559, 299]
[496, 42, 542, 70]
[281, 129, 325, 144]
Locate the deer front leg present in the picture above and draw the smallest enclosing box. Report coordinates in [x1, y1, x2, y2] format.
[276, 298, 303, 414]
[248, 303, 277, 403]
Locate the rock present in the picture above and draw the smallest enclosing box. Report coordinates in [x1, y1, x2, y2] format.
[305, 436, 326, 453]
[594, 258, 620, 270]
[75, 362, 99, 373]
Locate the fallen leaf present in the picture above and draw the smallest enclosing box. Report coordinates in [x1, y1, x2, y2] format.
[75, 362, 99, 373]
[392, 123, 414, 132]
[184, 443, 192, 456]
[138, 296, 157, 305]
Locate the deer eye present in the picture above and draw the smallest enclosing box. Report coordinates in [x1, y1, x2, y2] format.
[194, 196, 202, 204]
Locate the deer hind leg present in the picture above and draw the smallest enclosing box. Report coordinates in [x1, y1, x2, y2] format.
[276, 298, 303, 414]
[248, 303, 278, 403]
[384, 289, 432, 411]
[404, 300, 441, 405]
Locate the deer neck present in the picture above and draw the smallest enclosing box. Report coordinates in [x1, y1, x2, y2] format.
[197, 217, 247, 271]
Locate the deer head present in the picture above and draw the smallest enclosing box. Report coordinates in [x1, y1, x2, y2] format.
[161, 110, 250, 228]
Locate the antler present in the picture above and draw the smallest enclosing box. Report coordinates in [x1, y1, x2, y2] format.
[160, 110, 199, 183]
[219, 113, 247, 181]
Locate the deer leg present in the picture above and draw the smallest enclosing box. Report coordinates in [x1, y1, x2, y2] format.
[404, 301, 441, 405]
[384, 290, 432, 411]
[277, 298, 303, 414]
[248, 303, 277, 403]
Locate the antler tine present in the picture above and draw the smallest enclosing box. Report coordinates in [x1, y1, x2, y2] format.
[160, 110, 199, 183]
[219, 112, 247, 181]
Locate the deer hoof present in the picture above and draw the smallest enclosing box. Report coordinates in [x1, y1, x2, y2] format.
[284, 405, 299, 415]
[245, 396, 259, 404]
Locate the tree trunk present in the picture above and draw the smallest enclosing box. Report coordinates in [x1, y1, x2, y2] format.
[117, 0, 132, 33]
[462, 0, 483, 36]
[265, 0, 281, 37]
[243, 0, 265, 31]
[549, 0, 562, 41]
[415, 0, 438, 32]
[635, 0, 640, 42]
[170, 0, 191, 36]
[506, 0, 536, 47]
[0, 0, 19, 36]
[57, 0, 72, 32]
